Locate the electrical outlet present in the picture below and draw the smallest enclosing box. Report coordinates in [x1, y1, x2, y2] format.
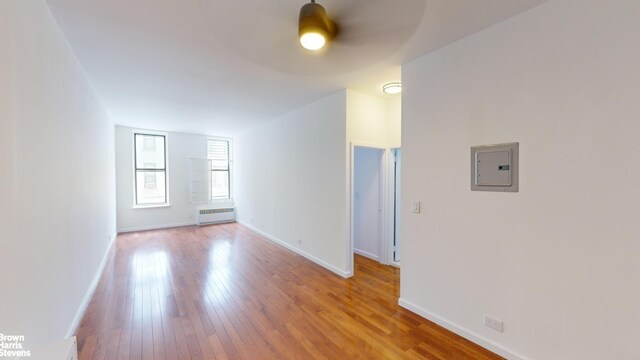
[483, 315, 504, 333]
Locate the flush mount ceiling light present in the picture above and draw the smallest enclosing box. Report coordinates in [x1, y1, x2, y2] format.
[383, 82, 402, 95]
[299, 0, 336, 51]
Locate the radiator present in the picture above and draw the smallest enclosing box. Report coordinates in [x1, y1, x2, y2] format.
[197, 207, 236, 225]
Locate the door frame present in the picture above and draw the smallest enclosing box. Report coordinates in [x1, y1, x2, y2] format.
[388, 147, 401, 267]
[348, 142, 391, 275]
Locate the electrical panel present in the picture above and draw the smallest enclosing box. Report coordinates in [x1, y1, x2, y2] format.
[471, 142, 519, 192]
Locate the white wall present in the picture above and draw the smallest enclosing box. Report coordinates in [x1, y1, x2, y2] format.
[235, 91, 350, 276]
[354, 148, 384, 260]
[0, 0, 116, 349]
[115, 126, 232, 232]
[388, 96, 402, 147]
[347, 89, 400, 147]
[401, 0, 640, 359]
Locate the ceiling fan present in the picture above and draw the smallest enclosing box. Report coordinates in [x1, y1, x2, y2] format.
[296, 0, 424, 53]
[201, 0, 426, 75]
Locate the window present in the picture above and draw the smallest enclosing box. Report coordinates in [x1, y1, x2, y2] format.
[134, 133, 167, 205]
[208, 138, 231, 200]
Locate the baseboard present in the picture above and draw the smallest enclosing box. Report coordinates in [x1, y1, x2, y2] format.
[117, 221, 196, 233]
[398, 298, 527, 360]
[238, 221, 352, 278]
[66, 233, 116, 338]
[354, 248, 379, 261]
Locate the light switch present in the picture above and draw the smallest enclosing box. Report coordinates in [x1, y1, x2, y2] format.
[411, 201, 421, 214]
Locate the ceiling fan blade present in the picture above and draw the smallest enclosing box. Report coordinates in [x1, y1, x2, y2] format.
[329, 0, 426, 47]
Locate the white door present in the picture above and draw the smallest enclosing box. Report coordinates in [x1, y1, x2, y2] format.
[354, 147, 384, 262]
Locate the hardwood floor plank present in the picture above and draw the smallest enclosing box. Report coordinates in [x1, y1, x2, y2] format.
[150, 279, 167, 360]
[170, 318, 191, 360]
[104, 329, 122, 360]
[128, 253, 144, 360]
[75, 223, 503, 360]
[208, 334, 229, 360]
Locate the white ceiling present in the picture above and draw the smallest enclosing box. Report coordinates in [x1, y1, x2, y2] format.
[46, 0, 549, 136]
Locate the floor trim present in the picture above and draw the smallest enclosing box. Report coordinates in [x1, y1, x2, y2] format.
[117, 221, 196, 233]
[66, 233, 116, 338]
[238, 221, 352, 278]
[398, 298, 527, 360]
[354, 248, 379, 261]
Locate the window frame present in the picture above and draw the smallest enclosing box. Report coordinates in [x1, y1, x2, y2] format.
[207, 137, 233, 202]
[133, 131, 169, 208]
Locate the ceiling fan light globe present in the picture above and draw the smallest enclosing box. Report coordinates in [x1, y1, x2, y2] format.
[300, 32, 326, 50]
[298, 2, 335, 51]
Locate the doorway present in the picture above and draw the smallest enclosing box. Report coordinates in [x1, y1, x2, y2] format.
[353, 146, 385, 263]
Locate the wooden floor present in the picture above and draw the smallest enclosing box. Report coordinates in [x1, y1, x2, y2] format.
[76, 223, 502, 360]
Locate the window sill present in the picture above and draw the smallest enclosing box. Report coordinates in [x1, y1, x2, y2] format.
[132, 203, 171, 210]
[190, 199, 233, 204]
[208, 198, 233, 204]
